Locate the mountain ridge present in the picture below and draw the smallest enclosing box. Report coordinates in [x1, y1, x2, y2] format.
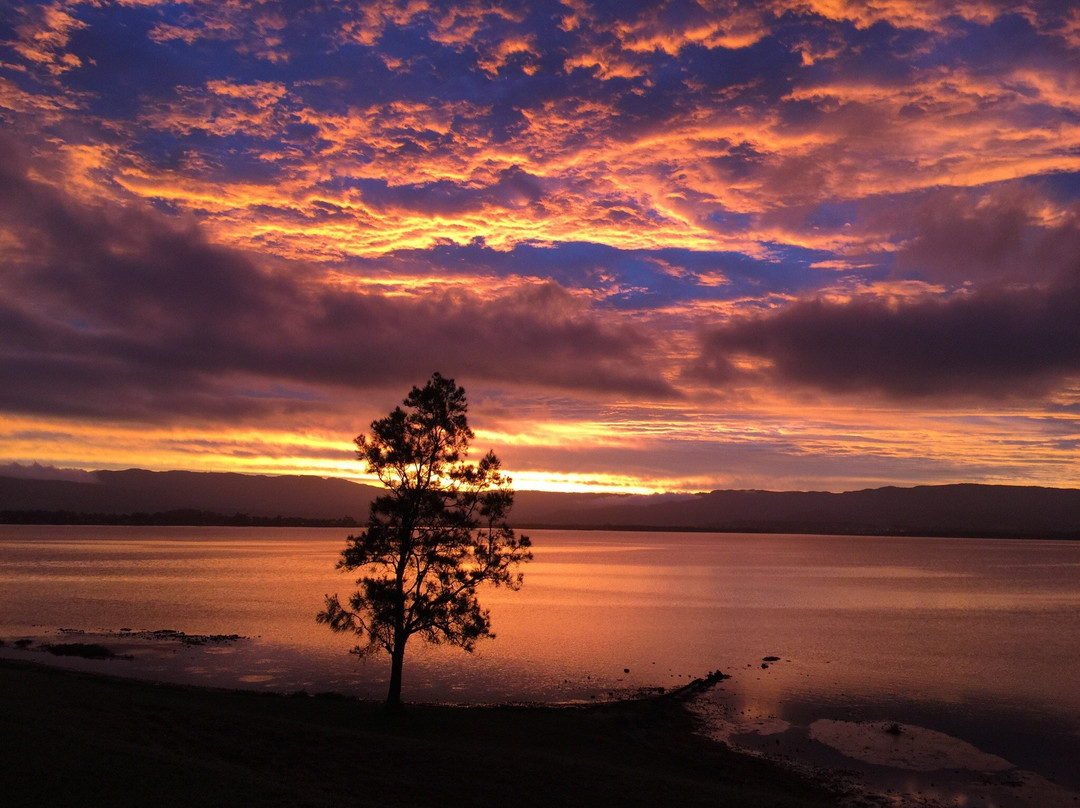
[1, 468, 1078, 539]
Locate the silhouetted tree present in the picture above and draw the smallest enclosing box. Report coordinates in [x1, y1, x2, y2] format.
[317, 373, 531, 708]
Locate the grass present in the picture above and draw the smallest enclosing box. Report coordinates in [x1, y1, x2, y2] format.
[0, 659, 846, 807]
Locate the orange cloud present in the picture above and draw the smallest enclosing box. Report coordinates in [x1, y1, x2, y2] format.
[774, 0, 1001, 31]
[9, 2, 86, 75]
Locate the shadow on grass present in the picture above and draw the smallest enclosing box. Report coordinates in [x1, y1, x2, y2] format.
[0, 659, 849, 808]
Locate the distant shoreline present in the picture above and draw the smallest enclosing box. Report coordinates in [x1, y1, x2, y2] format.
[2, 510, 1078, 540]
[4, 470, 1080, 539]
[514, 523, 1080, 540]
[0, 509, 360, 528]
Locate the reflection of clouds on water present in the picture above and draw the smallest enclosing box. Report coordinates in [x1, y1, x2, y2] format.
[808, 719, 1011, 771]
[688, 685, 1080, 808]
[686, 686, 790, 744]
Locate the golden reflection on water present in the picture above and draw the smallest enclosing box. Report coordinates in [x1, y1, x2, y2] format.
[1, 526, 1079, 713]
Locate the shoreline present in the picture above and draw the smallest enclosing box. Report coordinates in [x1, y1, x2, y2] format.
[1, 657, 854, 808]
[5, 636, 1080, 807]
[689, 677, 1080, 808]
[4, 515, 1079, 541]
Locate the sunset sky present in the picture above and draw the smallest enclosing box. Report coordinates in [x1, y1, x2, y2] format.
[2, 1, 1079, 493]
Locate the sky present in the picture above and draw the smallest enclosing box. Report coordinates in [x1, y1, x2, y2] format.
[2, 0, 1079, 494]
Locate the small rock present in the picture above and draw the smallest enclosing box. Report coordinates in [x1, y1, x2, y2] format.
[43, 642, 115, 660]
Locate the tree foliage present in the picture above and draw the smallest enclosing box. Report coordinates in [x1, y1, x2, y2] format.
[317, 373, 531, 707]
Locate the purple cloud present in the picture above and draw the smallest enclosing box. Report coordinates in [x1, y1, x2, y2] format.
[696, 278, 1080, 400]
[0, 137, 674, 422]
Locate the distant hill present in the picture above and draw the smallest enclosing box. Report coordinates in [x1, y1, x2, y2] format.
[1, 468, 1078, 538]
[526, 485, 1080, 539]
[0, 469, 380, 521]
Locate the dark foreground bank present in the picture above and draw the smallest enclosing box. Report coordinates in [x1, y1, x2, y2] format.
[0, 659, 848, 808]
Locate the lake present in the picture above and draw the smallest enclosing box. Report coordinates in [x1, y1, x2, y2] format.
[2, 525, 1078, 798]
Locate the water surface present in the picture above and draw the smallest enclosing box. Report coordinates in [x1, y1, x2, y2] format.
[2, 526, 1078, 794]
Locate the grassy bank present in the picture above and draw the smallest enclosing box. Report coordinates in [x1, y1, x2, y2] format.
[0, 659, 844, 807]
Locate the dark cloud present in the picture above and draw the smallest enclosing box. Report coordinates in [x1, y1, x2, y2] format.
[0, 462, 96, 483]
[894, 185, 1080, 287]
[696, 276, 1080, 399]
[0, 138, 674, 422]
[708, 141, 766, 183]
[697, 181, 1080, 401]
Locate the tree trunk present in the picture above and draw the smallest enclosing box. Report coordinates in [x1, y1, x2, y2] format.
[385, 636, 406, 710]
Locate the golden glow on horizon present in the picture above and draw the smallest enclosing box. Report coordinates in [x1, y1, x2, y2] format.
[8, 385, 1077, 494]
[500, 472, 666, 495]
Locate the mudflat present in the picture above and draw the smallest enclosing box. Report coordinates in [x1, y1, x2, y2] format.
[0, 658, 844, 808]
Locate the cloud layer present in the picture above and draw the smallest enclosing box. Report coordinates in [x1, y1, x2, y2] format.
[0, 142, 673, 422]
[2, 0, 1079, 490]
